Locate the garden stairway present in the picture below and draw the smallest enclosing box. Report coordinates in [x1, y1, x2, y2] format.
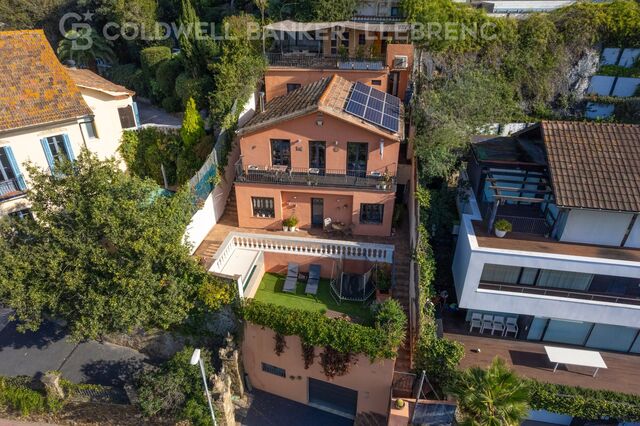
[194, 186, 238, 267]
[392, 219, 413, 374]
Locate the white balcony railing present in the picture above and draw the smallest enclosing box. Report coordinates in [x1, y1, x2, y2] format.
[210, 231, 394, 273]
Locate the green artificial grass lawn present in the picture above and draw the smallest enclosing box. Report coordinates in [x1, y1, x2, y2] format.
[253, 273, 374, 324]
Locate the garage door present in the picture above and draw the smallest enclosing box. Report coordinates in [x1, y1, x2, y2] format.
[308, 378, 358, 419]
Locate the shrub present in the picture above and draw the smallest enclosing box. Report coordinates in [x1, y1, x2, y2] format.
[137, 347, 214, 423]
[140, 46, 172, 80]
[528, 380, 640, 422]
[155, 57, 183, 99]
[107, 63, 145, 94]
[161, 96, 183, 113]
[175, 73, 213, 109]
[241, 298, 406, 360]
[0, 379, 46, 416]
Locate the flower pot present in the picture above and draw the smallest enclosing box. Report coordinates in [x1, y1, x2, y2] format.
[283, 226, 288, 232]
[495, 229, 507, 238]
[291, 226, 297, 232]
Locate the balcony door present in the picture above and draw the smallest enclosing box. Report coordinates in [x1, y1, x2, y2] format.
[347, 142, 368, 177]
[0, 147, 19, 196]
[311, 198, 324, 227]
[309, 141, 326, 173]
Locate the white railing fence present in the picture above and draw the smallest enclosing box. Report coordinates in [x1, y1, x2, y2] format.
[210, 232, 395, 273]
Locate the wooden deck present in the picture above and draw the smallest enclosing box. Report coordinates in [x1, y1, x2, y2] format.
[472, 221, 640, 262]
[444, 331, 640, 395]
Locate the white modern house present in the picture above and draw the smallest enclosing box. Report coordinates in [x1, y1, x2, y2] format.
[453, 121, 640, 354]
[0, 30, 138, 217]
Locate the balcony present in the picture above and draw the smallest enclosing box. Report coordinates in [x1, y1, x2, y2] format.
[0, 178, 26, 201]
[235, 161, 396, 192]
[478, 282, 640, 307]
[265, 52, 386, 70]
[479, 202, 551, 236]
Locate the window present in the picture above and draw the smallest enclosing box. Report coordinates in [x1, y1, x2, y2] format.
[358, 34, 366, 45]
[118, 105, 137, 129]
[252, 197, 275, 218]
[286, 83, 301, 93]
[261, 362, 286, 377]
[360, 203, 384, 224]
[9, 209, 32, 220]
[81, 120, 98, 139]
[0, 147, 17, 184]
[271, 139, 291, 166]
[371, 80, 382, 86]
[391, 6, 400, 16]
[46, 135, 72, 163]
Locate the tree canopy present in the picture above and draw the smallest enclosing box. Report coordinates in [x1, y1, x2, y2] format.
[448, 357, 530, 426]
[0, 151, 233, 340]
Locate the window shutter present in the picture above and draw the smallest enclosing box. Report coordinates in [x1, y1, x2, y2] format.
[62, 134, 76, 162]
[132, 102, 141, 128]
[40, 138, 55, 172]
[4, 146, 26, 191]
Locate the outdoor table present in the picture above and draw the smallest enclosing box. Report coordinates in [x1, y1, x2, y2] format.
[544, 346, 607, 377]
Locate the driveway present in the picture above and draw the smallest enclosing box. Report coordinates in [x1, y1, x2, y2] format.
[0, 320, 147, 386]
[240, 389, 353, 426]
[136, 100, 182, 127]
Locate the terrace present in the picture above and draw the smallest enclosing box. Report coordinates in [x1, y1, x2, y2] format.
[443, 322, 640, 396]
[266, 52, 386, 70]
[235, 159, 397, 192]
[253, 272, 374, 324]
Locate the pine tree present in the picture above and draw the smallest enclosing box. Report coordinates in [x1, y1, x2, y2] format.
[180, 97, 205, 148]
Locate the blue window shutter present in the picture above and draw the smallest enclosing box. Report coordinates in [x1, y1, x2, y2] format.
[62, 134, 76, 162]
[4, 146, 26, 191]
[40, 138, 55, 172]
[132, 102, 141, 128]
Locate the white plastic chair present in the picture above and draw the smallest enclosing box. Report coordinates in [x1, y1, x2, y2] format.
[481, 314, 493, 334]
[505, 317, 519, 337]
[492, 316, 505, 336]
[469, 313, 482, 333]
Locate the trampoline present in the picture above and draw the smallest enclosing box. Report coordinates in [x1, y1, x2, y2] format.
[330, 260, 375, 303]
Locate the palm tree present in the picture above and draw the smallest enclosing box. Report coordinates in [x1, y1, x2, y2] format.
[254, 0, 268, 54]
[57, 27, 115, 70]
[447, 357, 530, 426]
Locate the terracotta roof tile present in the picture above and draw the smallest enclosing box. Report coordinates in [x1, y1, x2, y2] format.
[240, 75, 403, 139]
[67, 67, 134, 97]
[542, 121, 640, 212]
[0, 30, 92, 133]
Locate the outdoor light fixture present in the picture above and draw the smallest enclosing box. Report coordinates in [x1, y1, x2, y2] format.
[379, 139, 385, 159]
[190, 348, 217, 426]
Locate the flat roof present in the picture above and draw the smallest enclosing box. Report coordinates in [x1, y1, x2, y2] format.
[213, 248, 260, 280]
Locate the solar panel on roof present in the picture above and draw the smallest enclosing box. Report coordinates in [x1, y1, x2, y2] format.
[344, 82, 400, 133]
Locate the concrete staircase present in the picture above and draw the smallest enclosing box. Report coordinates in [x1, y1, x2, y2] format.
[392, 220, 413, 374]
[194, 186, 238, 266]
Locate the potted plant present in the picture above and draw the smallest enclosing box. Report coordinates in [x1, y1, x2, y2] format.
[379, 167, 393, 190]
[494, 219, 512, 238]
[394, 398, 406, 410]
[374, 265, 392, 301]
[288, 215, 299, 232]
[282, 217, 291, 232]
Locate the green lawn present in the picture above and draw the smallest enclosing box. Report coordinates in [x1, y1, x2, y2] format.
[253, 273, 374, 324]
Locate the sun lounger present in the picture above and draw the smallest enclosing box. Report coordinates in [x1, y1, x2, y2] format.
[283, 263, 299, 293]
[305, 264, 321, 295]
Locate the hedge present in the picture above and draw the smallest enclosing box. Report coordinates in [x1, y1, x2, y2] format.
[241, 299, 406, 360]
[529, 380, 640, 422]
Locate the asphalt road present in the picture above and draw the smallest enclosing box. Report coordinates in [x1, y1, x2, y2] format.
[0, 318, 147, 386]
